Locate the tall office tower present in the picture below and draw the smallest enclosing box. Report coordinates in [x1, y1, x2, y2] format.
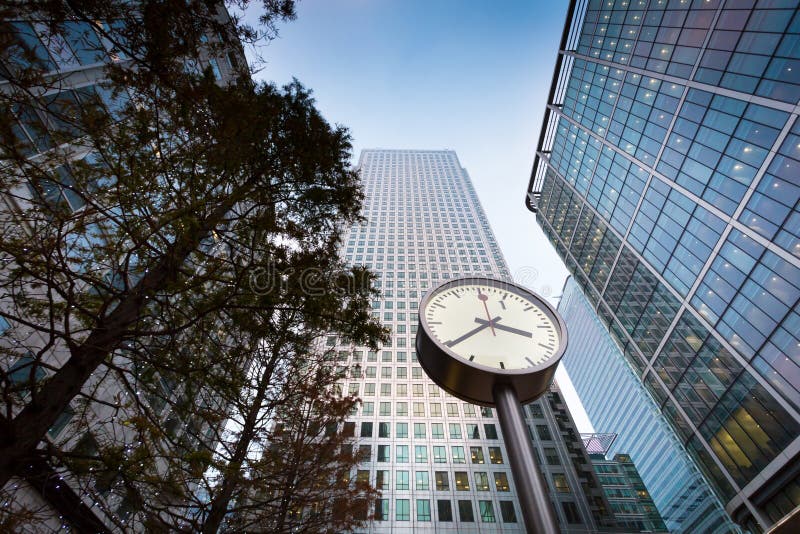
[561, 277, 740, 533]
[582, 433, 668, 532]
[0, 11, 245, 531]
[340, 148, 619, 533]
[526, 0, 800, 531]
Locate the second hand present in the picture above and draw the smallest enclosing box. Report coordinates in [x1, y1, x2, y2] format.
[477, 288, 496, 336]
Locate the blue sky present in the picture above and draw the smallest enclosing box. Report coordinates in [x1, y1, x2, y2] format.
[246, 0, 592, 431]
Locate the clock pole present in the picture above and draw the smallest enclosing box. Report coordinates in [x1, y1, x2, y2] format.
[493, 382, 559, 534]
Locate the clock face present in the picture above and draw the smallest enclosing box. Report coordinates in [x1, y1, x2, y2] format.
[422, 281, 561, 371]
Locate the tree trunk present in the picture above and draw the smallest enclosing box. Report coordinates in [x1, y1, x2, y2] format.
[201, 355, 278, 534]
[0, 195, 242, 489]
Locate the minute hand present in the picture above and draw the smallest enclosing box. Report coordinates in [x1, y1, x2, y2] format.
[474, 318, 532, 338]
[445, 316, 502, 347]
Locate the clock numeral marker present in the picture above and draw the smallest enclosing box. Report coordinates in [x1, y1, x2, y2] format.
[525, 357, 536, 366]
[499, 361, 505, 369]
[523, 305, 533, 311]
[537, 325, 550, 329]
[469, 355, 475, 361]
[452, 291, 461, 298]
[538, 343, 554, 350]
[499, 300, 506, 310]
[429, 321, 442, 325]
[434, 303, 446, 309]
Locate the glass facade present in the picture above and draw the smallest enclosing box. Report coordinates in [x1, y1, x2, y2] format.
[529, 1, 800, 531]
[343, 149, 617, 532]
[561, 277, 740, 532]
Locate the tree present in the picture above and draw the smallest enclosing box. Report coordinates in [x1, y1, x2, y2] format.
[0, 0, 387, 531]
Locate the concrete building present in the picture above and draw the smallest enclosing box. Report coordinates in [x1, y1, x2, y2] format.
[0, 9, 245, 531]
[526, 1, 800, 531]
[583, 433, 668, 532]
[341, 148, 618, 532]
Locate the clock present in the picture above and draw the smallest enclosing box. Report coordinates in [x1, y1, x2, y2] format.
[416, 276, 567, 406]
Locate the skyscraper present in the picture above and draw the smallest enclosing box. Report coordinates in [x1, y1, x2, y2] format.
[561, 276, 739, 533]
[526, 1, 800, 531]
[341, 149, 617, 532]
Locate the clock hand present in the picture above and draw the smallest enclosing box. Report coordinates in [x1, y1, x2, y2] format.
[477, 288, 496, 336]
[474, 318, 533, 338]
[445, 316, 502, 347]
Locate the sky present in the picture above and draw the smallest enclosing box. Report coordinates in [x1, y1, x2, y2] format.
[244, 0, 593, 432]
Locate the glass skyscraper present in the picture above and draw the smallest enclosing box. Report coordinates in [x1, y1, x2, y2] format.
[527, 1, 800, 531]
[341, 149, 618, 532]
[561, 276, 740, 533]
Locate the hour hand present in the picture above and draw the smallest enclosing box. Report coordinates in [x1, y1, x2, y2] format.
[444, 316, 502, 347]
[474, 318, 532, 338]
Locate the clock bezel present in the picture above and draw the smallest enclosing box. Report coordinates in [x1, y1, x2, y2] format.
[416, 276, 568, 406]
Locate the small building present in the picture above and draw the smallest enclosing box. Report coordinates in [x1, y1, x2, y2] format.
[583, 433, 668, 533]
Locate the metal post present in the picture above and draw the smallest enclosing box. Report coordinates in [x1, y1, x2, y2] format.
[493, 382, 559, 534]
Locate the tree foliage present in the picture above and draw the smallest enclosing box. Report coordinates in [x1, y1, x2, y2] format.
[0, 0, 386, 531]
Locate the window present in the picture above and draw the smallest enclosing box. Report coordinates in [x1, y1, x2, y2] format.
[529, 403, 543, 418]
[379, 402, 391, 416]
[380, 383, 391, 396]
[364, 383, 375, 396]
[366, 366, 376, 378]
[376, 499, 389, 521]
[437, 500, 453, 522]
[562, 501, 582, 524]
[435, 471, 449, 490]
[415, 445, 428, 463]
[428, 384, 439, 396]
[449, 423, 462, 439]
[396, 383, 407, 396]
[464, 404, 476, 417]
[474, 472, 490, 491]
[417, 499, 431, 521]
[8, 355, 46, 396]
[412, 367, 423, 378]
[470, 447, 485, 464]
[415, 471, 429, 490]
[454, 472, 470, 491]
[377, 445, 389, 462]
[488, 447, 504, 464]
[381, 367, 392, 378]
[342, 422, 355, 437]
[413, 402, 425, 416]
[376, 470, 389, 490]
[494, 472, 510, 492]
[544, 447, 560, 465]
[553, 473, 570, 493]
[396, 422, 408, 438]
[396, 401, 408, 416]
[452, 446, 466, 463]
[466, 424, 480, 439]
[447, 403, 459, 416]
[397, 445, 409, 463]
[414, 423, 426, 438]
[396, 499, 410, 521]
[358, 445, 371, 462]
[396, 366, 407, 378]
[458, 500, 475, 522]
[396, 470, 409, 490]
[378, 422, 390, 438]
[413, 384, 424, 397]
[479, 501, 496, 522]
[430, 403, 442, 417]
[536, 424, 552, 441]
[433, 446, 447, 463]
[500, 501, 517, 523]
[382, 350, 392, 362]
[431, 423, 444, 439]
[362, 402, 374, 416]
[481, 407, 493, 417]
[484, 424, 498, 439]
